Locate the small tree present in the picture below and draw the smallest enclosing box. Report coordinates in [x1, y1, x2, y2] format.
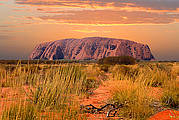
[98, 56, 136, 65]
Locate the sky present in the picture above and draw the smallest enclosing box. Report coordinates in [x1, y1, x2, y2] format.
[0, 0, 179, 60]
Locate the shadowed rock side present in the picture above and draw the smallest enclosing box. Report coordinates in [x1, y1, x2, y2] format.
[29, 37, 155, 60]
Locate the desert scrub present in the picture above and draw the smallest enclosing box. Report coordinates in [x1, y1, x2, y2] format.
[0, 65, 7, 87]
[1, 64, 88, 119]
[83, 64, 102, 90]
[29, 64, 87, 111]
[172, 64, 179, 76]
[99, 64, 110, 72]
[111, 63, 176, 87]
[30, 64, 88, 119]
[111, 65, 139, 81]
[0, 65, 6, 79]
[98, 56, 136, 65]
[2, 104, 38, 120]
[137, 63, 176, 87]
[0, 63, 43, 87]
[110, 80, 154, 120]
[161, 81, 179, 109]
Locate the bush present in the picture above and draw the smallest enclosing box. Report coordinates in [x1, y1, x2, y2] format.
[110, 81, 154, 120]
[99, 64, 110, 72]
[84, 79, 100, 91]
[138, 63, 176, 87]
[111, 63, 176, 87]
[98, 56, 136, 65]
[161, 81, 179, 109]
[111, 65, 139, 81]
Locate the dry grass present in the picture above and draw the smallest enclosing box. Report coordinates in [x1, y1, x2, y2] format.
[0, 62, 178, 120]
[110, 63, 176, 87]
[0, 63, 89, 120]
[104, 80, 154, 120]
[107, 63, 178, 120]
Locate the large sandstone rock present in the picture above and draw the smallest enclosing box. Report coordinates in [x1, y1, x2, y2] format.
[29, 37, 155, 60]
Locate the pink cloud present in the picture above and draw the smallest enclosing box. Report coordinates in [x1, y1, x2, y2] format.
[36, 10, 179, 25]
[15, 0, 179, 11]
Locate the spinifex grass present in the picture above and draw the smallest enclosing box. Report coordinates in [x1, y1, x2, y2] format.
[2, 103, 38, 120]
[1, 62, 178, 120]
[31, 64, 87, 111]
[0, 62, 43, 87]
[108, 63, 178, 119]
[108, 80, 154, 120]
[111, 63, 176, 87]
[161, 80, 179, 109]
[1, 63, 88, 120]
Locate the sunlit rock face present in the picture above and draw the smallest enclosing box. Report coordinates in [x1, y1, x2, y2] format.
[29, 37, 155, 60]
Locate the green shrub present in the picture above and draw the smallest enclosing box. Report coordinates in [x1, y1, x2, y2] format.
[98, 56, 136, 65]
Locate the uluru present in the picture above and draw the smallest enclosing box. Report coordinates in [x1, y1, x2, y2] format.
[29, 37, 155, 60]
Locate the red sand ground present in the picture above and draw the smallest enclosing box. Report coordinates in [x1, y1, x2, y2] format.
[149, 76, 179, 120]
[149, 110, 179, 120]
[80, 80, 164, 120]
[81, 85, 111, 107]
[80, 85, 114, 120]
[80, 77, 179, 120]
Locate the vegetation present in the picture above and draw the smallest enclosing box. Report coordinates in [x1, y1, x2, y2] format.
[98, 56, 136, 65]
[0, 63, 89, 119]
[0, 60, 178, 120]
[2, 104, 37, 120]
[108, 62, 178, 119]
[161, 81, 179, 109]
[99, 64, 110, 72]
[0, 59, 96, 65]
[110, 63, 175, 87]
[110, 81, 154, 120]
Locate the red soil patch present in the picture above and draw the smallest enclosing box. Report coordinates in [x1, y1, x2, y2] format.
[149, 77, 179, 120]
[148, 87, 163, 100]
[149, 110, 179, 120]
[81, 85, 112, 107]
[80, 80, 126, 119]
[80, 84, 113, 120]
[0, 86, 31, 115]
[80, 80, 165, 119]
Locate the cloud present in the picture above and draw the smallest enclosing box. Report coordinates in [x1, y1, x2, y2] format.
[0, 30, 12, 33]
[0, 35, 11, 40]
[35, 10, 179, 25]
[0, 25, 9, 27]
[72, 29, 111, 33]
[15, 0, 179, 11]
[73, 29, 98, 33]
[14, 0, 179, 25]
[125, 0, 179, 10]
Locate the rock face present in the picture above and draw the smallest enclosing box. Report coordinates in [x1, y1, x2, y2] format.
[29, 37, 155, 60]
